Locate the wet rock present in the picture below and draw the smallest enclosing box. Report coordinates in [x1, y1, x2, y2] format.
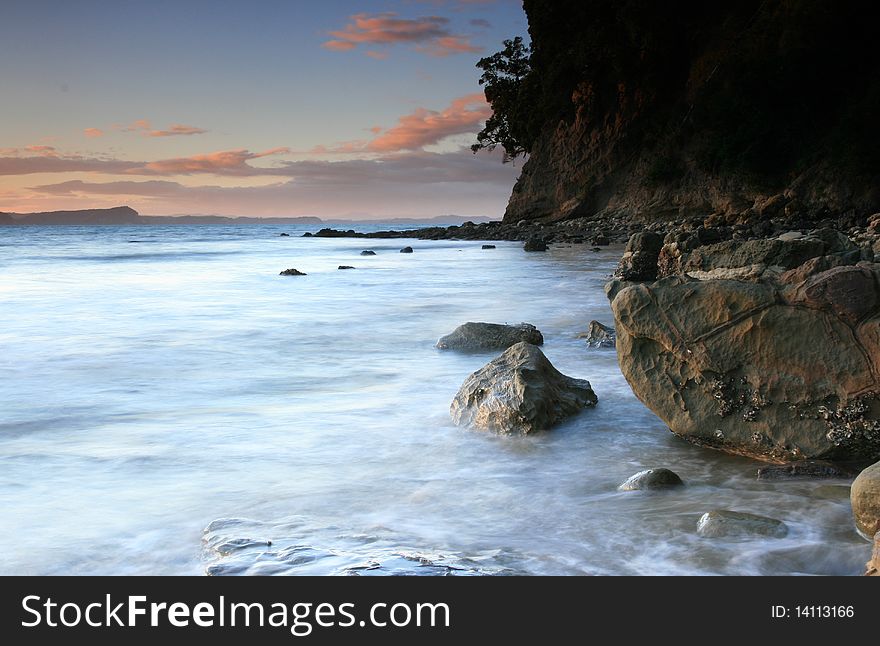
[360, 250, 377, 256]
[851, 461, 880, 538]
[524, 237, 548, 252]
[696, 510, 789, 538]
[338, 265, 355, 270]
[615, 231, 663, 281]
[279, 268, 307, 276]
[756, 460, 857, 480]
[609, 263, 880, 462]
[436, 322, 543, 352]
[301, 232, 313, 237]
[867, 532, 879, 576]
[279, 233, 290, 237]
[482, 244, 496, 249]
[579, 320, 616, 348]
[618, 468, 683, 491]
[591, 234, 610, 246]
[400, 246, 414, 253]
[450, 342, 597, 434]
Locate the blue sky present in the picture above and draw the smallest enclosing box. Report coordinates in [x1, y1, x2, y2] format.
[0, 0, 528, 217]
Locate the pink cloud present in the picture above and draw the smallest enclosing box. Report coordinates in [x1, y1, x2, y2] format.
[146, 124, 208, 138]
[24, 145, 60, 158]
[141, 147, 291, 175]
[322, 12, 481, 57]
[84, 128, 104, 138]
[122, 119, 152, 132]
[366, 93, 490, 152]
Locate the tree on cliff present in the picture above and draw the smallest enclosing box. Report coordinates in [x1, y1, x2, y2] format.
[471, 36, 532, 161]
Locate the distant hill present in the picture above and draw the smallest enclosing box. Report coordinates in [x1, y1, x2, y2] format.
[0, 207, 496, 227]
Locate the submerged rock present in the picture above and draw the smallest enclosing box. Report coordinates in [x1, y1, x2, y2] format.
[523, 237, 548, 252]
[279, 233, 290, 237]
[279, 268, 307, 276]
[696, 510, 788, 538]
[450, 342, 597, 434]
[360, 250, 377, 256]
[482, 244, 496, 250]
[756, 460, 857, 480]
[851, 461, 880, 538]
[608, 256, 880, 462]
[436, 322, 543, 352]
[338, 265, 355, 270]
[618, 468, 683, 491]
[579, 320, 616, 348]
[400, 246, 414, 253]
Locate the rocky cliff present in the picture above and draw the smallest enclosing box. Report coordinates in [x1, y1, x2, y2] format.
[501, 1, 879, 224]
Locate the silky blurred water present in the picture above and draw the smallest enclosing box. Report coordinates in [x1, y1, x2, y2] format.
[0, 225, 869, 575]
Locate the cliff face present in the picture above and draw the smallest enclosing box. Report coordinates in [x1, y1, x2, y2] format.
[503, 1, 880, 224]
[0, 206, 141, 225]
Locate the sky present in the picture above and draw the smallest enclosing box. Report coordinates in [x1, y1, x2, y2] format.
[0, 0, 528, 218]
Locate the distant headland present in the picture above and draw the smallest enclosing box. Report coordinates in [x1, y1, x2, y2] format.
[0, 206, 495, 227]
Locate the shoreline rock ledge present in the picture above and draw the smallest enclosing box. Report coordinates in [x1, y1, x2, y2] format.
[450, 342, 596, 435]
[608, 231, 880, 463]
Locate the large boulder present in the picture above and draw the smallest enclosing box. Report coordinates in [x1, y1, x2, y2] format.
[609, 256, 880, 462]
[615, 231, 663, 281]
[851, 461, 880, 538]
[436, 322, 543, 352]
[450, 342, 597, 434]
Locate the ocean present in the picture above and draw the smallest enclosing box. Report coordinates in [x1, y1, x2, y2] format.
[0, 224, 868, 575]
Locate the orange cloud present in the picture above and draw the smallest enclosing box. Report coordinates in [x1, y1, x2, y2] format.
[141, 147, 291, 175]
[366, 93, 490, 152]
[147, 124, 208, 138]
[322, 12, 481, 57]
[24, 145, 60, 157]
[84, 128, 104, 138]
[122, 119, 152, 132]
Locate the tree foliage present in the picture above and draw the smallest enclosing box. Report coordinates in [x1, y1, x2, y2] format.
[471, 37, 532, 161]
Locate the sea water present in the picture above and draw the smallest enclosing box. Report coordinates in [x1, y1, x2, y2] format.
[0, 225, 869, 575]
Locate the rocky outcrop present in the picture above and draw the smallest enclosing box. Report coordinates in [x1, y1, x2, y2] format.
[696, 510, 788, 539]
[851, 462, 880, 538]
[436, 322, 543, 352]
[360, 250, 376, 256]
[450, 342, 596, 434]
[279, 268, 307, 276]
[400, 246, 414, 253]
[618, 468, 683, 491]
[500, 1, 879, 225]
[608, 231, 880, 463]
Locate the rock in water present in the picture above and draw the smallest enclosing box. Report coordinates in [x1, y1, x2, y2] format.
[279, 268, 307, 276]
[851, 461, 880, 538]
[579, 320, 616, 348]
[618, 468, 683, 491]
[482, 244, 496, 249]
[450, 342, 597, 434]
[360, 250, 376, 256]
[608, 253, 880, 462]
[400, 246, 414, 253]
[756, 460, 856, 480]
[338, 265, 355, 270]
[696, 511, 789, 538]
[436, 322, 543, 352]
[524, 237, 548, 252]
[279, 233, 290, 237]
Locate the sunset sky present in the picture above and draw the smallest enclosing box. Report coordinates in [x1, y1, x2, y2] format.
[0, 0, 527, 218]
